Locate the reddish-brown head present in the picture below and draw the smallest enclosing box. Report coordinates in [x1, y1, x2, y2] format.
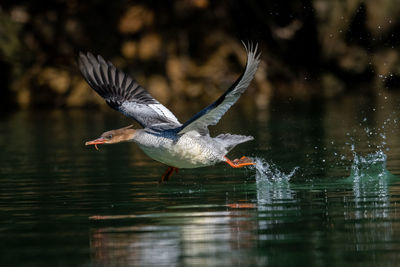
[85, 125, 136, 150]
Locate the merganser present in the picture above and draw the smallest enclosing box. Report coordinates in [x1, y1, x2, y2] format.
[79, 42, 260, 182]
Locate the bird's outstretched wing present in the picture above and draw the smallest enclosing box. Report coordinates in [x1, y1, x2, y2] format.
[177, 42, 260, 135]
[78, 52, 181, 128]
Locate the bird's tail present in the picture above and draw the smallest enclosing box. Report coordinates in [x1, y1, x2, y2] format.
[215, 133, 254, 152]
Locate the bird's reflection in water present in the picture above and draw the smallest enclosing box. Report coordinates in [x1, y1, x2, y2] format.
[89, 208, 259, 266]
[90, 225, 181, 266]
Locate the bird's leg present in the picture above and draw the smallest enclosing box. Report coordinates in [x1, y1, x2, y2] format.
[159, 166, 179, 183]
[224, 156, 255, 168]
[160, 167, 173, 183]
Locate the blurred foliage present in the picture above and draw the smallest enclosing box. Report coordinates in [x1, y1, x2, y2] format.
[0, 0, 400, 110]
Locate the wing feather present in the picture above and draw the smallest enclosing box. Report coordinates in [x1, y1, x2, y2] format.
[78, 52, 180, 128]
[178, 42, 260, 135]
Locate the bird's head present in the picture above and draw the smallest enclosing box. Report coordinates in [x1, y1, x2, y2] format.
[85, 125, 137, 150]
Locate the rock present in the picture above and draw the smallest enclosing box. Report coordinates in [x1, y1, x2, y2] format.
[66, 80, 102, 107]
[373, 49, 398, 77]
[166, 56, 187, 94]
[16, 89, 31, 109]
[185, 83, 203, 98]
[146, 75, 170, 104]
[321, 73, 345, 98]
[10, 6, 29, 23]
[254, 61, 272, 109]
[338, 45, 369, 73]
[365, 0, 400, 37]
[313, 0, 360, 60]
[119, 5, 154, 34]
[121, 41, 137, 59]
[192, 0, 209, 9]
[138, 33, 161, 60]
[37, 67, 70, 94]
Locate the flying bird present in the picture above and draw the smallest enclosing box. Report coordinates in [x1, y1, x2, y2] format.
[79, 42, 260, 182]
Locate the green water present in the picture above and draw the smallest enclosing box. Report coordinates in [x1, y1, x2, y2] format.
[1, 93, 400, 266]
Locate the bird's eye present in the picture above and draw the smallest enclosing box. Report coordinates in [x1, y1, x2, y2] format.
[107, 134, 113, 139]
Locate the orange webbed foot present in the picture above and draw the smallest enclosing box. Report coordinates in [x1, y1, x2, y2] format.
[224, 156, 255, 168]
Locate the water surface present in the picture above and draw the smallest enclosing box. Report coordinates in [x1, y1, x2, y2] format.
[1, 93, 400, 266]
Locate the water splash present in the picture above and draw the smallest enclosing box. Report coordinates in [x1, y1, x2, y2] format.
[346, 146, 396, 217]
[344, 110, 397, 182]
[249, 157, 297, 209]
[342, 112, 399, 220]
[349, 150, 391, 181]
[250, 157, 298, 183]
[344, 149, 397, 221]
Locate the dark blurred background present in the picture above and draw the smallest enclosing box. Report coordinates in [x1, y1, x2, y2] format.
[1, 0, 399, 111]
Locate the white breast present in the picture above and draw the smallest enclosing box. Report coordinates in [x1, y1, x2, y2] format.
[134, 131, 225, 168]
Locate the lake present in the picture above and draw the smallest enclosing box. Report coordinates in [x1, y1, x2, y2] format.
[1, 92, 400, 266]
